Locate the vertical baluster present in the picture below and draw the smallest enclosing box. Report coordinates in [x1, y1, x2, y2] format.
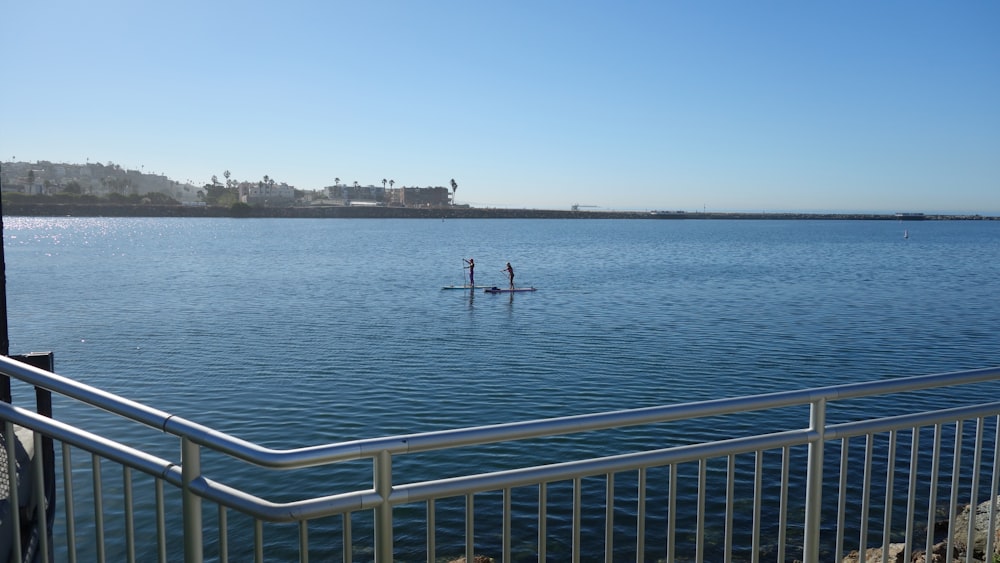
[985, 415, 1000, 559]
[882, 430, 897, 562]
[605, 473, 614, 562]
[636, 467, 646, 563]
[92, 454, 105, 563]
[502, 487, 511, 563]
[904, 427, 920, 562]
[538, 483, 547, 563]
[62, 443, 77, 563]
[342, 512, 352, 563]
[778, 445, 790, 563]
[724, 454, 735, 562]
[298, 520, 309, 563]
[698, 458, 707, 563]
[946, 420, 963, 562]
[216, 504, 226, 563]
[123, 466, 134, 563]
[572, 477, 582, 563]
[465, 492, 475, 563]
[926, 424, 943, 559]
[752, 452, 762, 563]
[426, 499, 435, 563]
[859, 434, 874, 563]
[836, 438, 850, 562]
[966, 417, 985, 563]
[155, 479, 167, 563]
[666, 464, 676, 563]
[254, 519, 263, 563]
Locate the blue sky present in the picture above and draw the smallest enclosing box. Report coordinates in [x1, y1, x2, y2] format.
[2, 1, 998, 213]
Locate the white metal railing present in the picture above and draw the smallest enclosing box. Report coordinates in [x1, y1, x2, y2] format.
[1, 355, 999, 562]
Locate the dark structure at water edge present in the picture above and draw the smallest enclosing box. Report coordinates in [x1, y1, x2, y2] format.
[1, 201, 995, 220]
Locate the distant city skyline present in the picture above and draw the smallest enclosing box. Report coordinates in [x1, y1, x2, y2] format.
[2, 1, 998, 214]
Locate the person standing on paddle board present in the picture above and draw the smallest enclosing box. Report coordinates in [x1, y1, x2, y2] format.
[464, 258, 475, 286]
[504, 262, 514, 290]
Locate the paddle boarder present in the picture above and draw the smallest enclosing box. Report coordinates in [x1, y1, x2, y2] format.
[504, 262, 514, 290]
[464, 258, 475, 287]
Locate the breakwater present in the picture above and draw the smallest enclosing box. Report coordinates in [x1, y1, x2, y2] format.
[1, 201, 994, 220]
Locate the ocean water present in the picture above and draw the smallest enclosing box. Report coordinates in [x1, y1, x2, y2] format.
[3, 217, 999, 561]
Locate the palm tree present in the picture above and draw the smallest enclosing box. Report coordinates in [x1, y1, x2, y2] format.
[389, 179, 395, 189]
[382, 179, 387, 189]
[334, 177, 340, 187]
[450, 179, 458, 205]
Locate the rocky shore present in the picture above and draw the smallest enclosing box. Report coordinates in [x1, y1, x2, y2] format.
[2, 201, 996, 220]
[842, 496, 1000, 563]
[442, 497, 1000, 563]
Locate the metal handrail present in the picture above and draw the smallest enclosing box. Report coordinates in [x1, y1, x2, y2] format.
[3, 355, 999, 562]
[3, 374, 999, 523]
[2, 355, 997, 468]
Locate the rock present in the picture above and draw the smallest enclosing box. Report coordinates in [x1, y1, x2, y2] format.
[910, 541, 962, 563]
[951, 496, 1000, 560]
[841, 543, 907, 562]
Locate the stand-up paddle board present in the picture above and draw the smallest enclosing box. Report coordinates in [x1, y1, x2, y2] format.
[484, 287, 537, 294]
[442, 285, 491, 290]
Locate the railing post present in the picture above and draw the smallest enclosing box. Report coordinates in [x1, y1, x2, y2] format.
[374, 449, 394, 562]
[182, 436, 203, 563]
[803, 396, 826, 562]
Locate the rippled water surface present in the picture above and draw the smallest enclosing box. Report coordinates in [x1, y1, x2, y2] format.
[4, 217, 999, 560]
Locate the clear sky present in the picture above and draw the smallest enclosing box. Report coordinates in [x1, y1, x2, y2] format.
[2, 1, 998, 214]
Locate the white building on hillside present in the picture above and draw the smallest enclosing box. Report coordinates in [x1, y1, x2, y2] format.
[239, 182, 295, 205]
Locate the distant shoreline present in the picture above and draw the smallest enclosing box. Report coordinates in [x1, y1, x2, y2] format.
[1, 202, 995, 220]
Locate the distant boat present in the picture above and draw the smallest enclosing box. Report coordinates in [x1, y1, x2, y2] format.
[904, 230, 909, 239]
